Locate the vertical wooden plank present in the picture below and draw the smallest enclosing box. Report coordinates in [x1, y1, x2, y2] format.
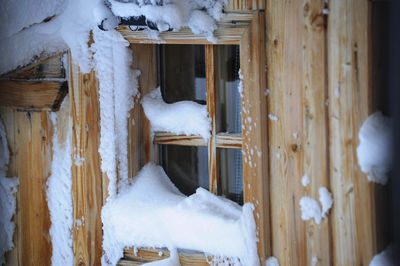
[225, 0, 265, 12]
[265, 2, 306, 265]
[205, 45, 218, 195]
[15, 111, 52, 266]
[327, 1, 375, 265]
[302, 1, 332, 265]
[241, 12, 269, 263]
[69, 58, 103, 265]
[0, 107, 20, 266]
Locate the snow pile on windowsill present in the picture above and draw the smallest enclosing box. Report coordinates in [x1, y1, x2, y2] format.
[142, 88, 211, 141]
[108, 0, 227, 42]
[0, 119, 19, 265]
[299, 187, 333, 225]
[102, 163, 259, 266]
[357, 111, 393, 185]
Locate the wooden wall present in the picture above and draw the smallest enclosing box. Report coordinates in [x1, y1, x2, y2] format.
[0, 0, 390, 265]
[265, 0, 389, 265]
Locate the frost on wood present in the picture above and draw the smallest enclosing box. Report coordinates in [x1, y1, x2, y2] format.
[92, 28, 140, 199]
[299, 187, 333, 225]
[102, 163, 259, 266]
[357, 111, 393, 185]
[369, 244, 396, 266]
[142, 88, 211, 141]
[0, 118, 19, 265]
[108, 0, 227, 42]
[46, 98, 73, 266]
[265, 256, 279, 266]
[301, 174, 310, 187]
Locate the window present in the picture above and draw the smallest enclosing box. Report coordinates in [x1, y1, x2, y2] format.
[123, 11, 269, 263]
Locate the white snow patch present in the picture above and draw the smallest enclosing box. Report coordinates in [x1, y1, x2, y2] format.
[299, 187, 333, 225]
[102, 163, 259, 266]
[357, 112, 393, 185]
[311, 256, 319, 265]
[268, 114, 278, 121]
[299, 197, 322, 224]
[301, 174, 310, 187]
[0, 118, 19, 265]
[369, 244, 396, 266]
[319, 187, 333, 217]
[47, 98, 73, 265]
[142, 88, 211, 141]
[265, 256, 279, 266]
[264, 89, 270, 96]
[238, 69, 244, 98]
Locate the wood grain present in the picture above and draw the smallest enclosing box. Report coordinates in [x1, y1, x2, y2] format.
[327, 1, 377, 265]
[225, 0, 264, 11]
[69, 56, 103, 266]
[15, 111, 53, 266]
[118, 13, 254, 45]
[0, 80, 68, 111]
[120, 248, 209, 266]
[240, 11, 269, 263]
[205, 45, 218, 195]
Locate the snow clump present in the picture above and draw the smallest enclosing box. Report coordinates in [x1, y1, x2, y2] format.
[299, 186, 333, 224]
[142, 88, 211, 141]
[357, 111, 393, 185]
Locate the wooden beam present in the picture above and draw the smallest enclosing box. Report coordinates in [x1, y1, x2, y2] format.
[1, 52, 67, 80]
[69, 56, 103, 265]
[240, 11, 269, 263]
[118, 13, 254, 45]
[0, 80, 68, 111]
[225, 0, 265, 12]
[205, 45, 218, 195]
[327, 1, 378, 264]
[153, 132, 242, 149]
[120, 248, 209, 266]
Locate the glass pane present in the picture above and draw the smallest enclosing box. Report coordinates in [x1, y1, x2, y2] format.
[217, 148, 243, 205]
[159, 145, 209, 196]
[157, 44, 206, 104]
[216, 45, 241, 134]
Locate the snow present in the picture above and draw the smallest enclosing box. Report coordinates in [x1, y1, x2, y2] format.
[265, 256, 279, 266]
[46, 98, 73, 266]
[92, 28, 140, 199]
[299, 186, 333, 225]
[318, 187, 333, 217]
[301, 174, 310, 187]
[369, 245, 396, 266]
[108, 0, 226, 42]
[102, 163, 259, 266]
[299, 197, 322, 224]
[357, 112, 393, 185]
[268, 114, 278, 121]
[0, 118, 19, 265]
[142, 88, 211, 141]
[311, 256, 319, 265]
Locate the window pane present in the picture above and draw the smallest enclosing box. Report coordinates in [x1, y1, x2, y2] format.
[217, 148, 243, 205]
[157, 44, 206, 104]
[159, 145, 209, 196]
[216, 45, 241, 134]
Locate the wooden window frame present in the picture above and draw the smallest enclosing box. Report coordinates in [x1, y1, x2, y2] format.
[121, 11, 269, 264]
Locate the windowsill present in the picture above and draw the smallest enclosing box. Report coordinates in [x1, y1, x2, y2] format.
[119, 247, 209, 265]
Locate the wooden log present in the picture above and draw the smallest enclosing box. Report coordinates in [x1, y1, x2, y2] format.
[327, 1, 378, 264]
[69, 56, 103, 265]
[14, 111, 52, 265]
[0, 52, 67, 80]
[0, 80, 68, 111]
